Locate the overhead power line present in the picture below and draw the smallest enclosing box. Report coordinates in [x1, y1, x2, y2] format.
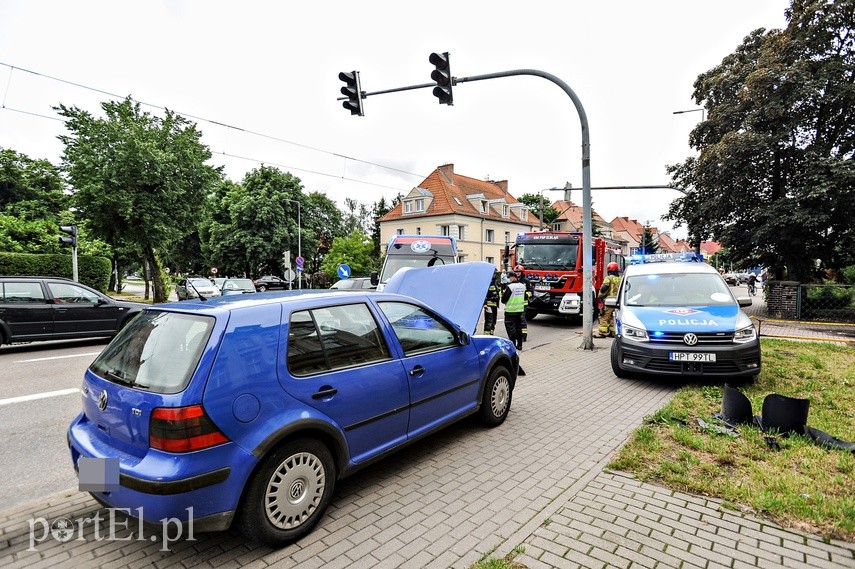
[0, 61, 425, 192]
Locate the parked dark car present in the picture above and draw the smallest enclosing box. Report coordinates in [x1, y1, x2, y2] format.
[0, 276, 145, 347]
[67, 263, 520, 546]
[329, 277, 376, 291]
[253, 275, 290, 292]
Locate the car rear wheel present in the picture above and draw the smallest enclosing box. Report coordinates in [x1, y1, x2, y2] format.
[478, 366, 512, 427]
[238, 438, 336, 546]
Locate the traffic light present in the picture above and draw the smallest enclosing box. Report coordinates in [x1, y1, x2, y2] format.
[59, 225, 78, 247]
[429, 52, 453, 105]
[339, 71, 364, 116]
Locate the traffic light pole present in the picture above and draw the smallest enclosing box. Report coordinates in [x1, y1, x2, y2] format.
[339, 67, 595, 349]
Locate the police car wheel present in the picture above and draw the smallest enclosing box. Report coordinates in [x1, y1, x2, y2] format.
[610, 341, 631, 379]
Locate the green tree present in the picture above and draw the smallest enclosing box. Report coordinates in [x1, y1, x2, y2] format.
[517, 193, 559, 228]
[371, 197, 392, 253]
[0, 148, 68, 221]
[665, 0, 855, 281]
[321, 230, 376, 279]
[203, 166, 304, 278]
[639, 226, 660, 254]
[57, 98, 220, 302]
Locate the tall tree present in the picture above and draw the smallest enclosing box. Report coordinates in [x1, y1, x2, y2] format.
[517, 193, 559, 228]
[57, 98, 220, 302]
[320, 230, 377, 279]
[666, 0, 854, 281]
[0, 148, 68, 221]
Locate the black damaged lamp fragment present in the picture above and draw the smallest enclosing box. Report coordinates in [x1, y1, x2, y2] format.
[716, 384, 754, 426]
[758, 393, 810, 437]
[805, 426, 855, 453]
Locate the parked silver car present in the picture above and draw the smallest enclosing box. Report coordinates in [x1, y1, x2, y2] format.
[175, 277, 222, 300]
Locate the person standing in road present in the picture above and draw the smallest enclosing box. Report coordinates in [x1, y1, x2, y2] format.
[514, 265, 531, 343]
[594, 262, 622, 338]
[502, 270, 527, 350]
[483, 270, 500, 334]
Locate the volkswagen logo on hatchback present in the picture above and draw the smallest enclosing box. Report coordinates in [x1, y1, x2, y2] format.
[98, 390, 108, 411]
[683, 333, 699, 346]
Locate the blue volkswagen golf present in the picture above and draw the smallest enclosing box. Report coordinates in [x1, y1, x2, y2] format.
[67, 262, 521, 546]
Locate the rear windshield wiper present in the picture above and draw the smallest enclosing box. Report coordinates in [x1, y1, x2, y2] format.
[104, 369, 149, 389]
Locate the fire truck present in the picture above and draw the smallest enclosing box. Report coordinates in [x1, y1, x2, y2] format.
[503, 231, 625, 321]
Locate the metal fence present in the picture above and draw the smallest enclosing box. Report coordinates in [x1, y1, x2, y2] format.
[762, 281, 855, 323]
[798, 283, 855, 323]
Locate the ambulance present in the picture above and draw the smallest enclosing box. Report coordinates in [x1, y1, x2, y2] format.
[604, 254, 761, 380]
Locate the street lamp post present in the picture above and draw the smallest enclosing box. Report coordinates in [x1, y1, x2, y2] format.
[538, 182, 572, 231]
[284, 198, 302, 289]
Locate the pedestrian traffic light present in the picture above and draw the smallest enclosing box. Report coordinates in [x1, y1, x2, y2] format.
[429, 52, 453, 105]
[59, 225, 78, 247]
[338, 71, 364, 116]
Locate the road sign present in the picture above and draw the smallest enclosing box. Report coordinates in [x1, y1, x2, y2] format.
[337, 264, 351, 279]
[211, 267, 218, 275]
[283, 268, 296, 282]
[296, 256, 305, 273]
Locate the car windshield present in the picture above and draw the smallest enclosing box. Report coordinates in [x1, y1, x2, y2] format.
[189, 278, 213, 288]
[89, 311, 214, 394]
[624, 273, 735, 307]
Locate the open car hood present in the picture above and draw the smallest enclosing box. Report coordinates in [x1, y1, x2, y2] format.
[384, 262, 495, 333]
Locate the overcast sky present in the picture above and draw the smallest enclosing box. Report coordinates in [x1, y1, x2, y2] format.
[0, 1, 792, 240]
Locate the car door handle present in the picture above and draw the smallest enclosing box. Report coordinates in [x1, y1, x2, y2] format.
[409, 365, 425, 377]
[311, 387, 338, 399]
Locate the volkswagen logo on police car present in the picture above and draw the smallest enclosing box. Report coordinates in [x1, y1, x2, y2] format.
[98, 390, 108, 411]
[683, 333, 699, 346]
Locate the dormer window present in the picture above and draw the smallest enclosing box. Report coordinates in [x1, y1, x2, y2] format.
[415, 198, 425, 212]
[481, 200, 488, 213]
[404, 198, 426, 214]
[404, 201, 413, 213]
[502, 204, 509, 218]
[520, 209, 528, 222]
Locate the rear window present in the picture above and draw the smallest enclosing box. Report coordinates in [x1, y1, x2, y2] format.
[89, 311, 213, 394]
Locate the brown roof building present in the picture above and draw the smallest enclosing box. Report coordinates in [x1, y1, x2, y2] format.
[378, 164, 539, 265]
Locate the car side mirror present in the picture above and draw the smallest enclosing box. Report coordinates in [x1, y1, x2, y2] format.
[604, 297, 618, 307]
[736, 296, 752, 307]
[96, 297, 108, 306]
[370, 272, 379, 286]
[457, 329, 470, 346]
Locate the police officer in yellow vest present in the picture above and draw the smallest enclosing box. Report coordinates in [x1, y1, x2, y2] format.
[502, 270, 527, 350]
[594, 262, 622, 338]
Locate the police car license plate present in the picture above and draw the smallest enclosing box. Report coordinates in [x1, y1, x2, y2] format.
[669, 352, 716, 362]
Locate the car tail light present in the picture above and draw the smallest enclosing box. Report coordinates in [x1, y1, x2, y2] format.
[150, 405, 229, 452]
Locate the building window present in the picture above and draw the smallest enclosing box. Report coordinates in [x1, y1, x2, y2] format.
[481, 200, 488, 213]
[416, 227, 421, 235]
[439, 225, 449, 236]
[520, 209, 528, 222]
[502, 205, 509, 218]
[504, 231, 510, 244]
[552, 223, 562, 231]
[485, 256, 494, 265]
[415, 198, 425, 212]
[485, 229, 495, 243]
[404, 201, 413, 213]
[396, 228, 404, 235]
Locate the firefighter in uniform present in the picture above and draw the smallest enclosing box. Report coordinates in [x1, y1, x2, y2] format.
[595, 262, 622, 338]
[514, 265, 531, 343]
[502, 270, 527, 350]
[483, 270, 500, 334]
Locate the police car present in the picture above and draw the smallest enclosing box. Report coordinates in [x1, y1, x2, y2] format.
[604, 254, 761, 380]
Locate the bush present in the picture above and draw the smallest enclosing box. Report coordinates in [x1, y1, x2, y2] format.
[842, 265, 855, 285]
[803, 284, 855, 309]
[0, 252, 112, 291]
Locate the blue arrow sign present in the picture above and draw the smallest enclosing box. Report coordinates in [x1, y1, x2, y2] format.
[337, 264, 351, 279]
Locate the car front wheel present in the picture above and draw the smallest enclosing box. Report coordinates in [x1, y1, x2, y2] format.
[478, 366, 512, 427]
[610, 340, 631, 379]
[238, 438, 336, 546]
[257, 285, 267, 292]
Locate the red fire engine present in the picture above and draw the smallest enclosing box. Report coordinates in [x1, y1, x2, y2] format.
[503, 231, 625, 320]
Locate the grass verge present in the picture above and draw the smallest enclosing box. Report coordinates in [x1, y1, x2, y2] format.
[609, 338, 855, 541]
